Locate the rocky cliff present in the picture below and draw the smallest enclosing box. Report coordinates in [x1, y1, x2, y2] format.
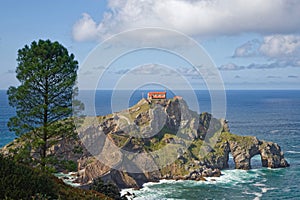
[1, 97, 289, 189]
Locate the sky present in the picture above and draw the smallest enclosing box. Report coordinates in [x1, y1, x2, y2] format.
[1, 0, 300, 90]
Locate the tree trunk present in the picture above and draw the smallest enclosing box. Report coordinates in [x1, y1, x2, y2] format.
[41, 76, 49, 169]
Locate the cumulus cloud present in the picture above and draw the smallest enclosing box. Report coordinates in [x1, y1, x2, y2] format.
[233, 39, 261, 57]
[72, 13, 99, 41]
[72, 0, 300, 41]
[234, 34, 300, 59]
[228, 34, 300, 70]
[259, 35, 300, 58]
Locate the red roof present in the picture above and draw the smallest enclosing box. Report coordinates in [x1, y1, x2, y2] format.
[147, 91, 166, 99]
[148, 91, 166, 95]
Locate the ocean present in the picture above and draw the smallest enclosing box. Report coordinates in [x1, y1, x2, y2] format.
[1, 90, 300, 199]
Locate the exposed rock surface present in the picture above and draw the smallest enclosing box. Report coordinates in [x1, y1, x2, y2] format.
[216, 133, 289, 170]
[0, 97, 289, 189]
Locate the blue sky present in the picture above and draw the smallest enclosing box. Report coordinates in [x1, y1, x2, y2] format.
[1, 0, 300, 90]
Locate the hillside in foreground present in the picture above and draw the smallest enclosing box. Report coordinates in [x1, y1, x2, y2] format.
[0, 155, 111, 200]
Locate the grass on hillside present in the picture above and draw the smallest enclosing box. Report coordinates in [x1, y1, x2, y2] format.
[0, 155, 111, 200]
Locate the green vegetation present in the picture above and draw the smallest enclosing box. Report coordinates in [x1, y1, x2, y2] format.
[188, 139, 204, 159]
[73, 145, 84, 154]
[7, 138, 34, 165]
[220, 132, 255, 147]
[146, 133, 176, 151]
[109, 134, 130, 148]
[90, 178, 126, 200]
[129, 100, 150, 117]
[7, 39, 83, 169]
[0, 155, 110, 200]
[59, 160, 78, 172]
[160, 158, 189, 177]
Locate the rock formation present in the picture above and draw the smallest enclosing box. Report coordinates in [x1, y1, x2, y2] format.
[0, 97, 289, 189]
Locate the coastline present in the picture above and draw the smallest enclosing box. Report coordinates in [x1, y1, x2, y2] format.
[120, 167, 286, 200]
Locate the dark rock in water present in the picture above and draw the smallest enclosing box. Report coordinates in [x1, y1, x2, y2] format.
[0, 97, 289, 189]
[212, 169, 221, 177]
[72, 179, 81, 184]
[62, 170, 69, 174]
[196, 176, 207, 181]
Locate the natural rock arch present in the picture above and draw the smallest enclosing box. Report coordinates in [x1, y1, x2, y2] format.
[221, 136, 289, 170]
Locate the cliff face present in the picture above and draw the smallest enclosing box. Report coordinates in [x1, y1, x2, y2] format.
[1, 97, 289, 189]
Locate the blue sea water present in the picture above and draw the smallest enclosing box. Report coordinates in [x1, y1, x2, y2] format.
[1, 90, 300, 199]
[0, 90, 16, 147]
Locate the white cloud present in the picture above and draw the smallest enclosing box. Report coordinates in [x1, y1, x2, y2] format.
[220, 60, 300, 71]
[73, 0, 300, 41]
[259, 35, 300, 58]
[228, 34, 300, 70]
[72, 13, 98, 42]
[112, 64, 175, 76]
[233, 39, 261, 57]
[113, 64, 201, 77]
[219, 63, 245, 71]
[235, 35, 300, 59]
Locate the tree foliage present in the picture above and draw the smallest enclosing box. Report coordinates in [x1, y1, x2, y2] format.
[7, 39, 82, 167]
[90, 178, 126, 200]
[0, 155, 57, 199]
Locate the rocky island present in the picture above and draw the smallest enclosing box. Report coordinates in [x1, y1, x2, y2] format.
[1, 97, 289, 190]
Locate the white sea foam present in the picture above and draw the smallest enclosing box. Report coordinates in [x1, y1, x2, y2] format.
[54, 172, 81, 187]
[286, 150, 300, 154]
[261, 188, 268, 193]
[121, 169, 266, 199]
[270, 130, 280, 134]
[121, 179, 180, 200]
[243, 190, 262, 200]
[248, 179, 277, 200]
[121, 186, 173, 200]
[253, 183, 266, 187]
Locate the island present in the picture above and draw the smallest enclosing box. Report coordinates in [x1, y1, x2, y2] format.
[1, 96, 289, 190]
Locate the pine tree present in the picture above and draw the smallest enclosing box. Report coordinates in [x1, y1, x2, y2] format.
[7, 39, 82, 168]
